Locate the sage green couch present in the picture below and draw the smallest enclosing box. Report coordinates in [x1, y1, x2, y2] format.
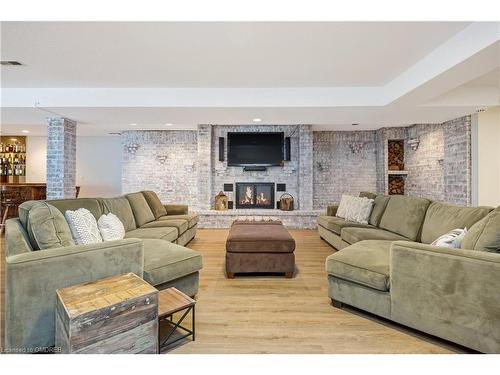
[318, 193, 500, 353]
[4, 191, 202, 352]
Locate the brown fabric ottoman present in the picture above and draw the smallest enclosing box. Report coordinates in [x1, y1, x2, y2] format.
[225, 220, 296, 278]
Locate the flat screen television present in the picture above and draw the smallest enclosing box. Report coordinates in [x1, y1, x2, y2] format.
[227, 132, 284, 166]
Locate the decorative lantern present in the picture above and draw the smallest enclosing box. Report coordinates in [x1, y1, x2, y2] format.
[279, 193, 294, 211]
[215, 191, 228, 211]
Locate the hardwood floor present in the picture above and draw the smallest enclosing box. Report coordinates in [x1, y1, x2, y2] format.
[0, 229, 468, 354]
[169, 229, 464, 354]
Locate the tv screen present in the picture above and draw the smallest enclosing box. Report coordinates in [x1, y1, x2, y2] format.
[227, 132, 284, 166]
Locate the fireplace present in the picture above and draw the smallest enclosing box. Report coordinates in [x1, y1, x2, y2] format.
[235, 183, 275, 209]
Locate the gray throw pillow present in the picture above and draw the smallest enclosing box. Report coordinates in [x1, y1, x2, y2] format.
[26, 202, 75, 250]
[461, 210, 500, 253]
[142, 190, 168, 219]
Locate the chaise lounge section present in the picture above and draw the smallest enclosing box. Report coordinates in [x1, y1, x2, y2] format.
[318, 193, 500, 353]
[4, 190, 202, 352]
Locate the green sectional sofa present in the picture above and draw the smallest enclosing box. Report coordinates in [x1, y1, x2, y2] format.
[318, 192, 500, 353]
[4, 191, 202, 352]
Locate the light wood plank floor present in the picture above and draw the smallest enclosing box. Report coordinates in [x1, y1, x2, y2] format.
[1, 229, 468, 354]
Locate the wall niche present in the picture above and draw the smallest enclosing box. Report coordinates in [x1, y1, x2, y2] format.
[386, 139, 407, 195]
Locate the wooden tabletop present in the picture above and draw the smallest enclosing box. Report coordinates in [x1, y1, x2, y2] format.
[56, 273, 158, 318]
[158, 287, 196, 318]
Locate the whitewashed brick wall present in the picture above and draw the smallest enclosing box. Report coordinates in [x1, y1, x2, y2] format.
[46, 117, 77, 200]
[120, 116, 472, 210]
[122, 130, 198, 206]
[313, 131, 378, 209]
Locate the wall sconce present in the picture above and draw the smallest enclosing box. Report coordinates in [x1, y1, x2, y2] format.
[156, 155, 168, 164]
[348, 142, 364, 154]
[316, 162, 326, 172]
[126, 143, 139, 154]
[407, 138, 420, 151]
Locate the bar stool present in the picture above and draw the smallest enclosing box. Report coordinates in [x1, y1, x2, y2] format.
[0, 186, 26, 234]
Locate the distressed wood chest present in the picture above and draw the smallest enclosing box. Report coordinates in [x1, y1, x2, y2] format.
[55, 273, 158, 354]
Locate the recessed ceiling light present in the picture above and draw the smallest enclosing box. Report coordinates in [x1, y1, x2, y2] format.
[253, 118, 262, 122]
[351, 123, 359, 126]
[22, 130, 30, 133]
[1, 61, 22, 66]
[164, 123, 173, 126]
[129, 123, 137, 126]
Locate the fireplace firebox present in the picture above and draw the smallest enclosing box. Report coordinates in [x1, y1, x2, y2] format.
[235, 183, 275, 209]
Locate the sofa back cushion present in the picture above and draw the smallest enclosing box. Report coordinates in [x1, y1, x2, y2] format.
[461, 209, 500, 253]
[125, 192, 155, 226]
[99, 197, 137, 231]
[47, 198, 103, 221]
[142, 191, 167, 219]
[421, 202, 493, 244]
[378, 195, 431, 241]
[359, 192, 391, 226]
[20, 201, 75, 250]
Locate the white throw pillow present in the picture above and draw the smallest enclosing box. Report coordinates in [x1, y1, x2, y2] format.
[98, 213, 126, 241]
[65, 208, 103, 245]
[345, 196, 374, 225]
[336, 195, 354, 219]
[431, 228, 468, 248]
[336, 195, 374, 224]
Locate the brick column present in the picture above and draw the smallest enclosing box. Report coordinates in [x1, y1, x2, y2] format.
[298, 124, 313, 210]
[46, 117, 77, 200]
[197, 124, 213, 209]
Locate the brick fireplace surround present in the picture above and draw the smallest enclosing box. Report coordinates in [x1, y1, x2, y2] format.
[122, 116, 471, 228]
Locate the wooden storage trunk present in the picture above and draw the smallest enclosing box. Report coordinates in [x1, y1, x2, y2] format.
[55, 273, 158, 354]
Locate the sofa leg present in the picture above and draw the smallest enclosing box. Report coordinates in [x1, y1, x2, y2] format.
[227, 272, 235, 279]
[331, 299, 343, 308]
[285, 272, 293, 278]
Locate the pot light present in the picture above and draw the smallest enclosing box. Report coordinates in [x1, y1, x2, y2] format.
[253, 118, 262, 123]
[22, 130, 30, 133]
[351, 123, 359, 126]
[164, 123, 173, 126]
[129, 123, 137, 126]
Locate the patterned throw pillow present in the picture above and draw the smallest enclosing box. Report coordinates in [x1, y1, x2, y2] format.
[345, 196, 374, 225]
[98, 213, 126, 241]
[336, 195, 354, 219]
[336, 195, 374, 224]
[431, 228, 467, 248]
[65, 208, 103, 245]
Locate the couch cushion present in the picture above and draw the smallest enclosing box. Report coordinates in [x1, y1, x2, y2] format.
[158, 214, 198, 228]
[125, 192, 156, 227]
[358, 192, 391, 226]
[317, 215, 373, 235]
[325, 240, 392, 291]
[369, 195, 391, 226]
[22, 202, 75, 250]
[378, 195, 430, 241]
[141, 219, 189, 235]
[142, 191, 168, 219]
[124, 227, 178, 242]
[461, 210, 500, 253]
[420, 202, 493, 244]
[46, 198, 103, 220]
[142, 239, 202, 286]
[99, 197, 137, 232]
[359, 191, 377, 200]
[341, 227, 409, 245]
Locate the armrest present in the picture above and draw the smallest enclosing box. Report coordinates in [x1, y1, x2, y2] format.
[326, 205, 339, 216]
[389, 241, 500, 353]
[164, 204, 189, 215]
[5, 239, 144, 350]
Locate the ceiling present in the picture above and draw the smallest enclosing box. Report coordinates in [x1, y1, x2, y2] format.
[1, 21, 499, 136]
